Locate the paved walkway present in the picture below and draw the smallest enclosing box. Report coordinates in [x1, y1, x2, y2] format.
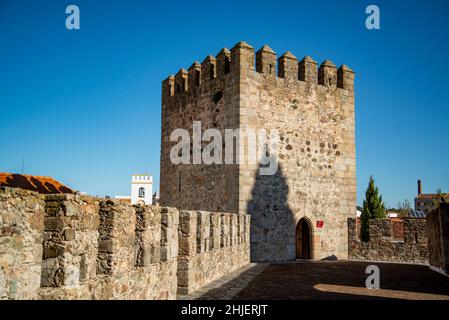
[178, 263, 269, 300]
[180, 260, 449, 300]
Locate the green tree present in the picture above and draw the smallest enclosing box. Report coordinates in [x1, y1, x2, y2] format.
[361, 176, 386, 242]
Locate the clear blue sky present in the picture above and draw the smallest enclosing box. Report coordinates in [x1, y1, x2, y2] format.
[1, 0, 448, 207]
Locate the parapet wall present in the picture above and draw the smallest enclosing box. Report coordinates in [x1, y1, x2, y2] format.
[0, 187, 250, 300]
[0, 188, 45, 299]
[348, 217, 428, 264]
[177, 211, 250, 294]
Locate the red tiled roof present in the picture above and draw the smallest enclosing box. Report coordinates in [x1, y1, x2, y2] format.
[416, 193, 449, 200]
[0, 173, 74, 194]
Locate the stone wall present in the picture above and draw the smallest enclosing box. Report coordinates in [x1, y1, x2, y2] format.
[160, 48, 240, 214]
[29, 195, 179, 300]
[0, 187, 250, 299]
[0, 188, 45, 299]
[159, 41, 355, 262]
[426, 204, 449, 274]
[241, 45, 355, 261]
[177, 211, 250, 295]
[348, 217, 428, 264]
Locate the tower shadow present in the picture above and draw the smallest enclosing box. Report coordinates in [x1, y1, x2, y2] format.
[246, 163, 296, 262]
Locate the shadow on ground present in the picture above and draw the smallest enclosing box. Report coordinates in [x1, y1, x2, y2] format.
[195, 261, 449, 300]
[191, 264, 268, 300]
[234, 261, 449, 300]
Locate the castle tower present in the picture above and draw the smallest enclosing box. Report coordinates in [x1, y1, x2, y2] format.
[160, 41, 356, 261]
[131, 174, 153, 205]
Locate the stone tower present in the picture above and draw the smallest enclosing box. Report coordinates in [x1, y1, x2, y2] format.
[160, 41, 356, 261]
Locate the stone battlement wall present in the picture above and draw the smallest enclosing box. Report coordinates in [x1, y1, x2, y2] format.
[0, 187, 250, 300]
[177, 211, 250, 294]
[0, 188, 45, 299]
[348, 217, 428, 264]
[162, 41, 353, 105]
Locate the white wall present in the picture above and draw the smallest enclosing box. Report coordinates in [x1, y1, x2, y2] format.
[131, 175, 152, 205]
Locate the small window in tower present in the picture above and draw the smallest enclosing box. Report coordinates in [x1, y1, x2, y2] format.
[224, 57, 230, 74]
[195, 70, 200, 86]
[139, 187, 145, 198]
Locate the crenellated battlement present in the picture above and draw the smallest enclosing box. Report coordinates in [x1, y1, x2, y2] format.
[162, 41, 355, 99]
[0, 187, 250, 300]
[132, 174, 152, 183]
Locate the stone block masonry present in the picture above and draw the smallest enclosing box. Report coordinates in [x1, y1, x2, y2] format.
[348, 217, 428, 264]
[40, 193, 99, 289]
[36, 193, 179, 300]
[160, 41, 356, 261]
[177, 211, 250, 295]
[0, 188, 45, 299]
[0, 187, 250, 300]
[426, 204, 449, 274]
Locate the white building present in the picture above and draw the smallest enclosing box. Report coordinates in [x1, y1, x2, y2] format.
[356, 209, 398, 218]
[131, 174, 153, 205]
[387, 212, 398, 218]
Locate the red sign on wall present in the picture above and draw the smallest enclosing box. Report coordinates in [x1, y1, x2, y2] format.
[316, 221, 324, 228]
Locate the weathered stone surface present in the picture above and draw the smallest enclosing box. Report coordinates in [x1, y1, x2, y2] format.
[64, 229, 75, 241]
[177, 210, 250, 295]
[0, 187, 45, 299]
[348, 217, 428, 264]
[427, 204, 449, 274]
[39, 194, 100, 292]
[1, 188, 250, 300]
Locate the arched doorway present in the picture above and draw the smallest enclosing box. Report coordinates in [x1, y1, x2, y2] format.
[296, 218, 312, 259]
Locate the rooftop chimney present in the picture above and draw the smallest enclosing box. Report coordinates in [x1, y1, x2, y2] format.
[417, 179, 422, 195]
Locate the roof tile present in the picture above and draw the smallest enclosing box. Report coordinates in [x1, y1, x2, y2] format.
[0, 173, 74, 194]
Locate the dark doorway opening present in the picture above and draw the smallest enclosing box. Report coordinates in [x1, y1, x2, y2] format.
[296, 218, 311, 259]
